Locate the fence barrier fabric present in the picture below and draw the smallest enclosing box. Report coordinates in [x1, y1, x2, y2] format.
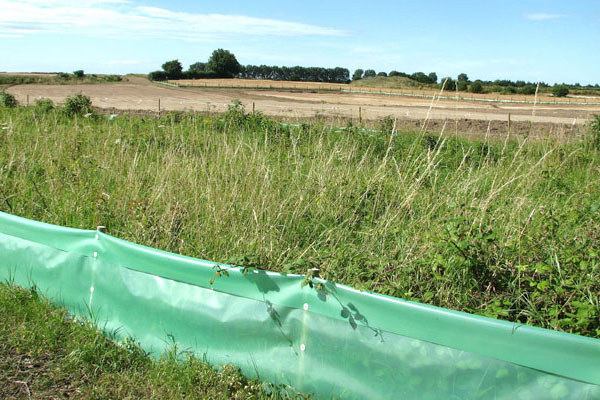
[1, 211, 599, 399]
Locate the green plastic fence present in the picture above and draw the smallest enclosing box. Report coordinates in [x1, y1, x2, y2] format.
[1, 210, 599, 399]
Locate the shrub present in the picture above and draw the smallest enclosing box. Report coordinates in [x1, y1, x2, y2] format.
[73, 70, 85, 78]
[441, 77, 456, 91]
[552, 85, 569, 97]
[148, 71, 167, 81]
[377, 72, 388, 77]
[34, 98, 54, 112]
[588, 114, 600, 150]
[352, 69, 364, 80]
[363, 69, 376, 78]
[58, 73, 71, 80]
[469, 81, 484, 93]
[182, 70, 219, 79]
[63, 94, 92, 116]
[519, 85, 537, 95]
[456, 81, 468, 91]
[1, 92, 17, 108]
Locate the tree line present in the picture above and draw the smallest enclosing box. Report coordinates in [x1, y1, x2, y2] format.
[238, 65, 349, 83]
[149, 49, 348, 83]
[148, 49, 596, 98]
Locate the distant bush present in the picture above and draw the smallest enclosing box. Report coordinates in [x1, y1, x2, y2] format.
[105, 75, 121, 82]
[456, 81, 468, 91]
[73, 70, 85, 78]
[469, 81, 484, 93]
[1, 92, 17, 108]
[148, 71, 168, 81]
[519, 85, 537, 95]
[588, 114, 600, 150]
[363, 69, 376, 78]
[441, 77, 456, 91]
[63, 94, 92, 116]
[58, 73, 71, 80]
[552, 85, 569, 98]
[352, 69, 364, 80]
[183, 70, 219, 79]
[457, 73, 469, 82]
[377, 72, 388, 77]
[34, 98, 54, 112]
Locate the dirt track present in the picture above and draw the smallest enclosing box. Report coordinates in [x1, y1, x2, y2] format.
[7, 77, 600, 134]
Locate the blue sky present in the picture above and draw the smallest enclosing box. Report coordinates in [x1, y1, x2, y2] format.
[1, 0, 598, 84]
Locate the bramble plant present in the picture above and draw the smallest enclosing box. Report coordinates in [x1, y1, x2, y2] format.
[1, 92, 17, 108]
[63, 93, 92, 116]
[34, 98, 54, 112]
[552, 85, 570, 97]
[588, 114, 600, 150]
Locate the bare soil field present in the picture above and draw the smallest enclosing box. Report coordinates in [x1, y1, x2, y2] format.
[172, 78, 600, 105]
[7, 77, 600, 135]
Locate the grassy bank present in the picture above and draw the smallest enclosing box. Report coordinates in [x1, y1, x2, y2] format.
[0, 73, 122, 87]
[0, 283, 301, 399]
[1, 104, 599, 338]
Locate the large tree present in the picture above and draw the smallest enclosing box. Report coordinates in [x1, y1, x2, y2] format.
[207, 49, 241, 78]
[352, 69, 364, 81]
[189, 62, 208, 72]
[162, 60, 183, 79]
[363, 69, 376, 78]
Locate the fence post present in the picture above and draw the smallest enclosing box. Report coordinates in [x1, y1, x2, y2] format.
[158, 98, 161, 116]
[507, 112, 511, 134]
[252, 102, 255, 114]
[27, 95, 29, 106]
[359, 106, 362, 124]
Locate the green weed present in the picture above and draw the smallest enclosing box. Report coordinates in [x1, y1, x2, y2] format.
[0, 105, 598, 337]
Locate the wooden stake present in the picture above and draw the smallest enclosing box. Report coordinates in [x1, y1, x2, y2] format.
[359, 106, 362, 124]
[507, 112, 511, 134]
[26, 95, 29, 106]
[252, 102, 255, 114]
[158, 98, 161, 115]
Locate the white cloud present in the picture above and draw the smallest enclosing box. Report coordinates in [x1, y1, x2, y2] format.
[524, 13, 568, 21]
[0, 1, 347, 40]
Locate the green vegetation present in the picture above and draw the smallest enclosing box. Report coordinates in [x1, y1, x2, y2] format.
[1, 105, 600, 340]
[349, 69, 599, 97]
[350, 75, 423, 89]
[553, 85, 570, 98]
[0, 283, 303, 399]
[63, 94, 93, 116]
[33, 98, 54, 112]
[207, 49, 242, 78]
[1, 92, 17, 108]
[0, 73, 121, 86]
[469, 80, 484, 93]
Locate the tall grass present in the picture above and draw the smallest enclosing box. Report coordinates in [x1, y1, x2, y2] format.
[1, 105, 599, 337]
